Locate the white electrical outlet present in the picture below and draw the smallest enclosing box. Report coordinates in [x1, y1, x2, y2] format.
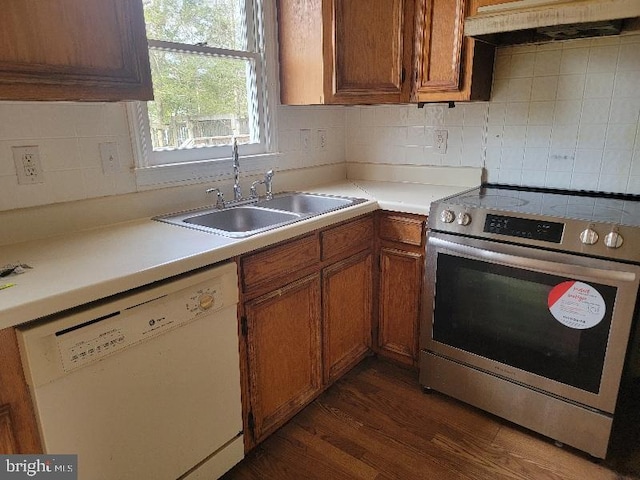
[317, 129, 327, 151]
[12, 145, 44, 185]
[99, 142, 120, 174]
[300, 129, 311, 153]
[435, 130, 448, 154]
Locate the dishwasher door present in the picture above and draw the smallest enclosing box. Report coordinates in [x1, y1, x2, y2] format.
[17, 262, 243, 480]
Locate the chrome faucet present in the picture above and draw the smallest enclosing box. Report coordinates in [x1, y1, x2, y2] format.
[232, 138, 242, 201]
[205, 187, 225, 209]
[264, 170, 274, 200]
[249, 170, 275, 199]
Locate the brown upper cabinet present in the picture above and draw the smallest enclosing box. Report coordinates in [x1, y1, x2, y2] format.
[412, 0, 495, 102]
[0, 0, 153, 101]
[277, 0, 495, 105]
[277, 0, 415, 104]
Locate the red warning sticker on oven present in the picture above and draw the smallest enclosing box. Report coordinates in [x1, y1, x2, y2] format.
[548, 281, 605, 329]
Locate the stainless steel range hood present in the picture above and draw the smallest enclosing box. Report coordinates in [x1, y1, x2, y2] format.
[465, 0, 640, 45]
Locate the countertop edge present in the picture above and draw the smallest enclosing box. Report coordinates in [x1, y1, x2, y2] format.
[0, 180, 472, 329]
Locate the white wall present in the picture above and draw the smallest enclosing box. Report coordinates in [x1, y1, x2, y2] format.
[0, 104, 345, 213]
[2, 33, 640, 215]
[346, 34, 640, 194]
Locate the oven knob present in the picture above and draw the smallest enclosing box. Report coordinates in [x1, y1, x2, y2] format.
[198, 293, 215, 310]
[457, 212, 471, 226]
[604, 231, 624, 249]
[440, 210, 455, 223]
[579, 227, 599, 245]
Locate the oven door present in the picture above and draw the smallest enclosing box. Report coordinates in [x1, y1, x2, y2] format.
[422, 231, 640, 414]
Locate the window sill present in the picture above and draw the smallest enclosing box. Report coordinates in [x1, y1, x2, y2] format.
[135, 152, 283, 190]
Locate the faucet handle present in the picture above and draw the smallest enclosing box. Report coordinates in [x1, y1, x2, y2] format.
[249, 179, 264, 199]
[264, 170, 274, 199]
[206, 187, 225, 209]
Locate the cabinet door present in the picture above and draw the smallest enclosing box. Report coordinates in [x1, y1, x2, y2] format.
[0, 328, 42, 453]
[322, 252, 372, 383]
[378, 247, 423, 366]
[0, 0, 152, 101]
[328, 0, 414, 103]
[412, 0, 495, 102]
[0, 405, 17, 454]
[244, 275, 322, 444]
[413, 0, 466, 94]
[278, 0, 414, 104]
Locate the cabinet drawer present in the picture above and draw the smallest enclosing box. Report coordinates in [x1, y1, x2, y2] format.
[321, 216, 374, 261]
[242, 235, 320, 291]
[379, 213, 425, 246]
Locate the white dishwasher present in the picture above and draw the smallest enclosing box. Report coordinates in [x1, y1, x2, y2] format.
[17, 261, 243, 480]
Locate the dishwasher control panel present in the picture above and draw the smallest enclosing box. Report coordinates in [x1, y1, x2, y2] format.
[57, 281, 224, 372]
[17, 262, 239, 388]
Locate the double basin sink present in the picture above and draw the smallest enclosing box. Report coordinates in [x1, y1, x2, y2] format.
[154, 192, 368, 238]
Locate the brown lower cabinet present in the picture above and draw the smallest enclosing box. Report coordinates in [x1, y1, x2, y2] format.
[0, 328, 42, 454]
[239, 214, 374, 449]
[243, 274, 323, 444]
[375, 211, 427, 367]
[0, 210, 428, 454]
[323, 251, 372, 384]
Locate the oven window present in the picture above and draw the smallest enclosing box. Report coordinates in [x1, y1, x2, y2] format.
[433, 253, 617, 393]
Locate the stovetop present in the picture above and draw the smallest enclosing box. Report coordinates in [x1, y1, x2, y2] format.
[453, 185, 640, 227]
[428, 184, 640, 263]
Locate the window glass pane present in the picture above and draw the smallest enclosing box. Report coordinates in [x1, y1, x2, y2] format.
[143, 0, 247, 51]
[147, 49, 254, 150]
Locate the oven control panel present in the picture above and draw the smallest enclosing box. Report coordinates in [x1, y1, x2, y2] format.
[429, 203, 640, 262]
[484, 214, 564, 243]
[428, 186, 640, 263]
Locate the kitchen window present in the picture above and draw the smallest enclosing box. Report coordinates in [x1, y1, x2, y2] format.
[129, 0, 278, 187]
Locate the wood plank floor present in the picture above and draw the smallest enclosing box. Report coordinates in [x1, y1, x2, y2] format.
[222, 357, 640, 480]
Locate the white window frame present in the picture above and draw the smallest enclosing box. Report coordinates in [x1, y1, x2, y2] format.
[128, 0, 279, 189]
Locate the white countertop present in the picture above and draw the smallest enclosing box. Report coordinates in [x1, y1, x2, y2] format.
[0, 179, 475, 330]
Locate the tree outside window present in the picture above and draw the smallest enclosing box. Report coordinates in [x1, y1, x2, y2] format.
[139, 0, 266, 164]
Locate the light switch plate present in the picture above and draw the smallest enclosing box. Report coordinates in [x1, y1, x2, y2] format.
[300, 129, 311, 153]
[435, 130, 448, 154]
[99, 142, 120, 174]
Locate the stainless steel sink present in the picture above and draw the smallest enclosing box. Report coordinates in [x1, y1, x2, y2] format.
[255, 193, 353, 214]
[154, 192, 368, 238]
[184, 206, 299, 236]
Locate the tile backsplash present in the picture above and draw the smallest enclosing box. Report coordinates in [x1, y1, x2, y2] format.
[0, 103, 345, 212]
[2, 33, 640, 215]
[345, 34, 640, 194]
[0, 102, 136, 211]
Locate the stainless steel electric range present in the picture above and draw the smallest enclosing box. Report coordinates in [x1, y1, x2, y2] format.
[420, 184, 640, 458]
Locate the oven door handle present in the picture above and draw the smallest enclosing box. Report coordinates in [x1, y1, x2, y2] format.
[427, 232, 640, 285]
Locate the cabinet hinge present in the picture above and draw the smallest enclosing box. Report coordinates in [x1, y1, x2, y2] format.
[248, 410, 255, 435]
[241, 315, 248, 336]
